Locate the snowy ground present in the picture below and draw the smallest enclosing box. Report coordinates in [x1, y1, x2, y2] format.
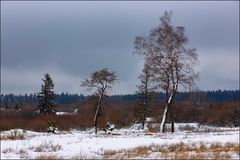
[1, 123, 239, 159]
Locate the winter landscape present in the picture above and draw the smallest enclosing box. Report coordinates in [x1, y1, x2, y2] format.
[1, 96, 239, 160]
[1, 1, 239, 160]
[1, 122, 239, 159]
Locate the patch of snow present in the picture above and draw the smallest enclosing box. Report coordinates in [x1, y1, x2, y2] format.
[73, 109, 78, 113]
[1, 124, 239, 159]
[56, 112, 70, 115]
[146, 117, 154, 122]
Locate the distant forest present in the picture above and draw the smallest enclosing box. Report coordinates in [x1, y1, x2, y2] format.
[1, 90, 239, 105]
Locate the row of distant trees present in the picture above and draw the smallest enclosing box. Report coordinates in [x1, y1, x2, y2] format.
[1, 90, 238, 106]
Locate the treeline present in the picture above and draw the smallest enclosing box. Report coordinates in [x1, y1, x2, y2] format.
[1, 90, 239, 106]
[0, 93, 84, 105]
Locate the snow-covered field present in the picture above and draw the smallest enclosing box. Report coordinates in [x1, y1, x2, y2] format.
[1, 123, 239, 159]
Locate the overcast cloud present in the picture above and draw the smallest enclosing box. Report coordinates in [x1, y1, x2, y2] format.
[1, 1, 239, 95]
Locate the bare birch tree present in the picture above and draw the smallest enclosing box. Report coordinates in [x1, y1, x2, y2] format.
[81, 68, 118, 134]
[134, 11, 199, 133]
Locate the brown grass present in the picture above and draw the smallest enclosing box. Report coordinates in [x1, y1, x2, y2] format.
[103, 142, 239, 159]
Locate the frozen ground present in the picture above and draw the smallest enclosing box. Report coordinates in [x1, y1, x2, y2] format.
[1, 123, 239, 159]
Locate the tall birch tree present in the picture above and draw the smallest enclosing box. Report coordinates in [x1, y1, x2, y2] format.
[134, 11, 199, 133]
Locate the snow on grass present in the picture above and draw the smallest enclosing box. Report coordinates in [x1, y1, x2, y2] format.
[1, 123, 239, 159]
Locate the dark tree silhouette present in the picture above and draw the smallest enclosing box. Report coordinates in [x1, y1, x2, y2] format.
[134, 11, 199, 133]
[36, 73, 57, 114]
[81, 68, 118, 134]
[137, 63, 156, 129]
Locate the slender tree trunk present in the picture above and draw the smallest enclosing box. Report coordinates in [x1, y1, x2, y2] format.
[160, 103, 169, 133]
[142, 102, 147, 129]
[160, 82, 178, 133]
[169, 107, 174, 133]
[142, 91, 148, 129]
[160, 92, 173, 133]
[94, 93, 103, 134]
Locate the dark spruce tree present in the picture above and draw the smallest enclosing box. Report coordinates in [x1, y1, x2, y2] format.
[36, 73, 57, 114]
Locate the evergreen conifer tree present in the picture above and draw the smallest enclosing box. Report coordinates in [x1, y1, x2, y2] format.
[37, 73, 57, 114]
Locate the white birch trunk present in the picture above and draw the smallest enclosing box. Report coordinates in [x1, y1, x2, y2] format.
[160, 91, 174, 133]
[94, 93, 103, 134]
[160, 82, 178, 133]
[160, 103, 169, 133]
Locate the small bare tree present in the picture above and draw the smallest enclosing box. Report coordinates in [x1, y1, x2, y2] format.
[134, 11, 199, 133]
[81, 68, 118, 134]
[188, 87, 206, 107]
[15, 97, 23, 112]
[137, 63, 156, 129]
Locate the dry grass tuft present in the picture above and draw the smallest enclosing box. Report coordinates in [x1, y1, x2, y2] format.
[30, 143, 61, 152]
[198, 142, 207, 151]
[2, 148, 14, 154]
[71, 153, 98, 159]
[224, 143, 240, 154]
[1, 129, 25, 140]
[2, 148, 29, 159]
[18, 149, 29, 159]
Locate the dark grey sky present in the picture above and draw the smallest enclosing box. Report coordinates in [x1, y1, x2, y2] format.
[1, 1, 239, 95]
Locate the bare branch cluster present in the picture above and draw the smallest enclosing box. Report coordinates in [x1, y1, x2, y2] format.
[81, 68, 118, 95]
[135, 11, 199, 100]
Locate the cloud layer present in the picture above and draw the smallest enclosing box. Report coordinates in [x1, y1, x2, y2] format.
[1, 1, 239, 95]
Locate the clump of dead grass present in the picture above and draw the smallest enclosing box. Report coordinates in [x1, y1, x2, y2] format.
[2, 148, 29, 159]
[30, 143, 61, 152]
[0, 129, 25, 140]
[2, 148, 14, 154]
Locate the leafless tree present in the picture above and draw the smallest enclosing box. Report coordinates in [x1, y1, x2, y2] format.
[137, 63, 156, 129]
[15, 96, 23, 112]
[81, 68, 118, 134]
[134, 11, 199, 133]
[188, 87, 206, 107]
